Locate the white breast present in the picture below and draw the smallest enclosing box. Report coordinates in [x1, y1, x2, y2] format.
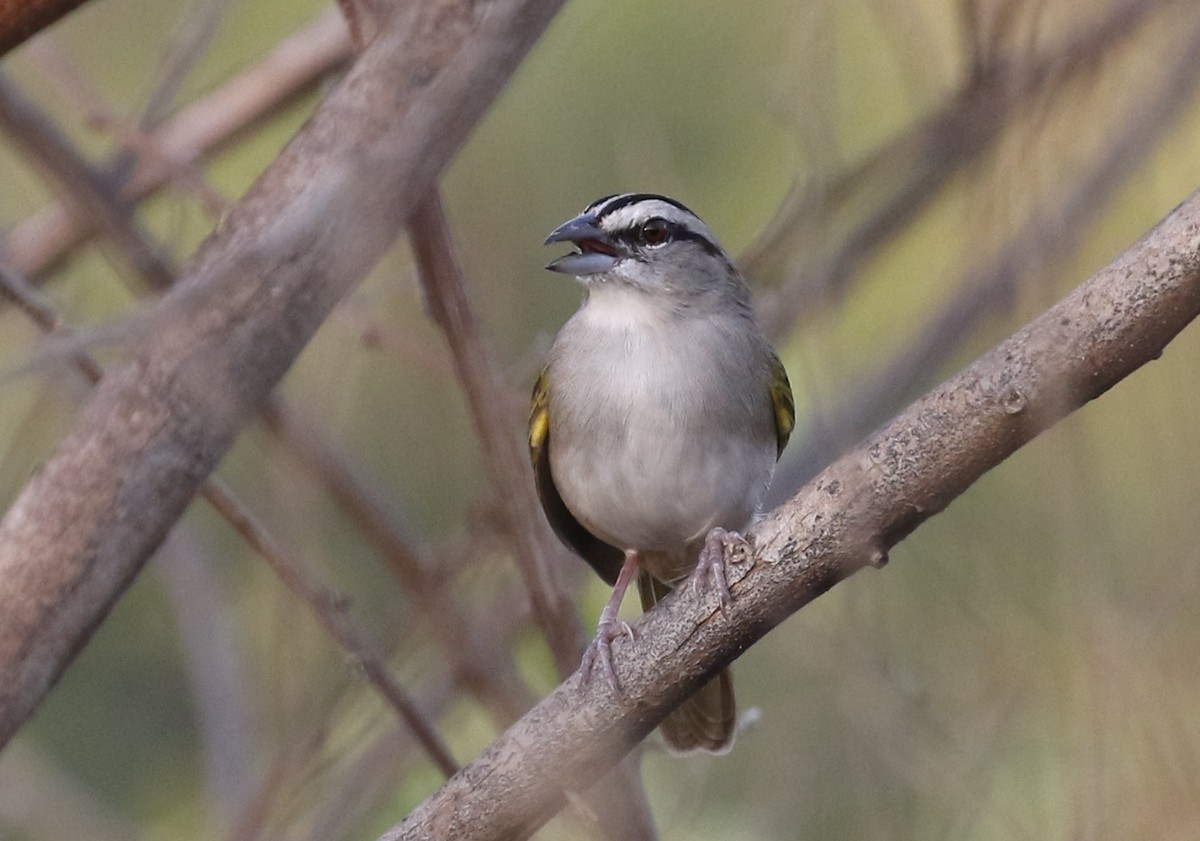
[547, 287, 776, 554]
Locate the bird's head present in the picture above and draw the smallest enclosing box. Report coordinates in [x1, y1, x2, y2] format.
[544, 193, 744, 305]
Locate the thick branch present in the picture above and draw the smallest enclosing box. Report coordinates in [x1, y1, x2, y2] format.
[0, 265, 461, 780]
[0, 0, 567, 748]
[387, 188, 1200, 840]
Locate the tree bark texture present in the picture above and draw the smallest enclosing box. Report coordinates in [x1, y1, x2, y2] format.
[0, 0, 567, 747]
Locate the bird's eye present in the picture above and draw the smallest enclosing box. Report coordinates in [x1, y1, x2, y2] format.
[640, 219, 670, 246]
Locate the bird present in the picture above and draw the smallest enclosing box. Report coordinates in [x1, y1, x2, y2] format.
[528, 192, 794, 753]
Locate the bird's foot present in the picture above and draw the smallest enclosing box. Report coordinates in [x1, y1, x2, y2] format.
[579, 549, 640, 691]
[580, 613, 635, 690]
[691, 527, 750, 616]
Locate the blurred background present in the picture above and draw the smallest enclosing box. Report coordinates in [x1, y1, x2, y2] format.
[2, 0, 1200, 838]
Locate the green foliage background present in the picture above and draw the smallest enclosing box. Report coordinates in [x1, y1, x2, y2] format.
[2, 1, 1200, 839]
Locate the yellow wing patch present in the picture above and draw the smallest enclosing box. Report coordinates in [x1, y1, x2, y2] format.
[769, 352, 795, 459]
[529, 366, 550, 464]
[527, 364, 625, 584]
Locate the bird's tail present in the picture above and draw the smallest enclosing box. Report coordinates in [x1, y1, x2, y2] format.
[638, 570, 736, 753]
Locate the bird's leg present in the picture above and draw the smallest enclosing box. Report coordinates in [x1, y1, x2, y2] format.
[580, 549, 639, 690]
[691, 527, 750, 616]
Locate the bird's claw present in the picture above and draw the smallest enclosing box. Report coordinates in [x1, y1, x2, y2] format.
[580, 617, 635, 691]
[691, 527, 749, 616]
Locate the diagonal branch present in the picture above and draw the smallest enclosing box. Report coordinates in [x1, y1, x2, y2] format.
[770, 7, 1200, 498]
[0, 264, 460, 781]
[0, 65, 566, 814]
[0, 8, 352, 280]
[386, 186, 1200, 840]
[0, 0, 569, 749]
[748, 0, 1181, 339]
[0, 71, 178, 292]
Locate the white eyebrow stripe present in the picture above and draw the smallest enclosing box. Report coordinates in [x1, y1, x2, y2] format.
[599, 200, 720, 245]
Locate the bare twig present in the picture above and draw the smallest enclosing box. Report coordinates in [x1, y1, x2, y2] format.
[199, 480, 460, 779]
[0, 264, 103, 383]
[387, 186, 1200, 840]
[0, 8, 352, 279]
[748, 0, 1180, 339]
[24, 36, 230, 215]
[409, 192, 583, 675]
[0, 71, 178, 292]
[407, 191, 657, 841]
[770, 7, 1200, 498]
[0, 0, 571, 748]
[258, 398, 537, 724]
[0, 264, 460, 780]
[138, 0, 231, 129]
[225, 673, 460, 841]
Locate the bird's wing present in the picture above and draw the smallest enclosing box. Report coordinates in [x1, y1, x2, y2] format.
[768, 351, 795, 459]
[529, 367, 625, 585]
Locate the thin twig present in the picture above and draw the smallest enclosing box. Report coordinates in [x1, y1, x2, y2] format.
[770, 6, 1200, 499]
[407, 191, 658, 841]
[409, 192, 584, 676]
[0, 264, 103, 383]
[24, 36, 230, 216]
[0, 263, 460, 780]
[258, 398, 537, 724]
[199, 479, 461, 779]
[0, 8, 352, 279]
[225, 673, 460, 841]
[138, 0, 231, 129]
[0, 71, 178, 293]
[748, 0, 1181, 339]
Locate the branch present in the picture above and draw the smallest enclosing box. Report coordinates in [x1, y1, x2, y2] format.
[0, 0, 568, 748]
[199, 479, 460, 779]
[0, 8, 352, 279]
[0, 64, 548, 805]
[770, 6, 1200, 498]
[407, 192, 658, 841]
[0, 264, 461, 781]
[0, 71, 178, 292]
[748, 0, 1178, 339]
[385, 188, 1200, 839]
[258, 397, 536, 722]
[409, 193, 584, 675]
[0, 0, 91, 56]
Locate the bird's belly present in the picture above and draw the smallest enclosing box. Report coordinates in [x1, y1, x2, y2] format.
[551, 420, 774, 553]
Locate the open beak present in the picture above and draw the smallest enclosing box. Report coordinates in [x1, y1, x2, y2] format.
[544, 213, 622, 275]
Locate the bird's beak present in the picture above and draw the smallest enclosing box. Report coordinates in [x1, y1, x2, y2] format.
[544, 213, 622, 275]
